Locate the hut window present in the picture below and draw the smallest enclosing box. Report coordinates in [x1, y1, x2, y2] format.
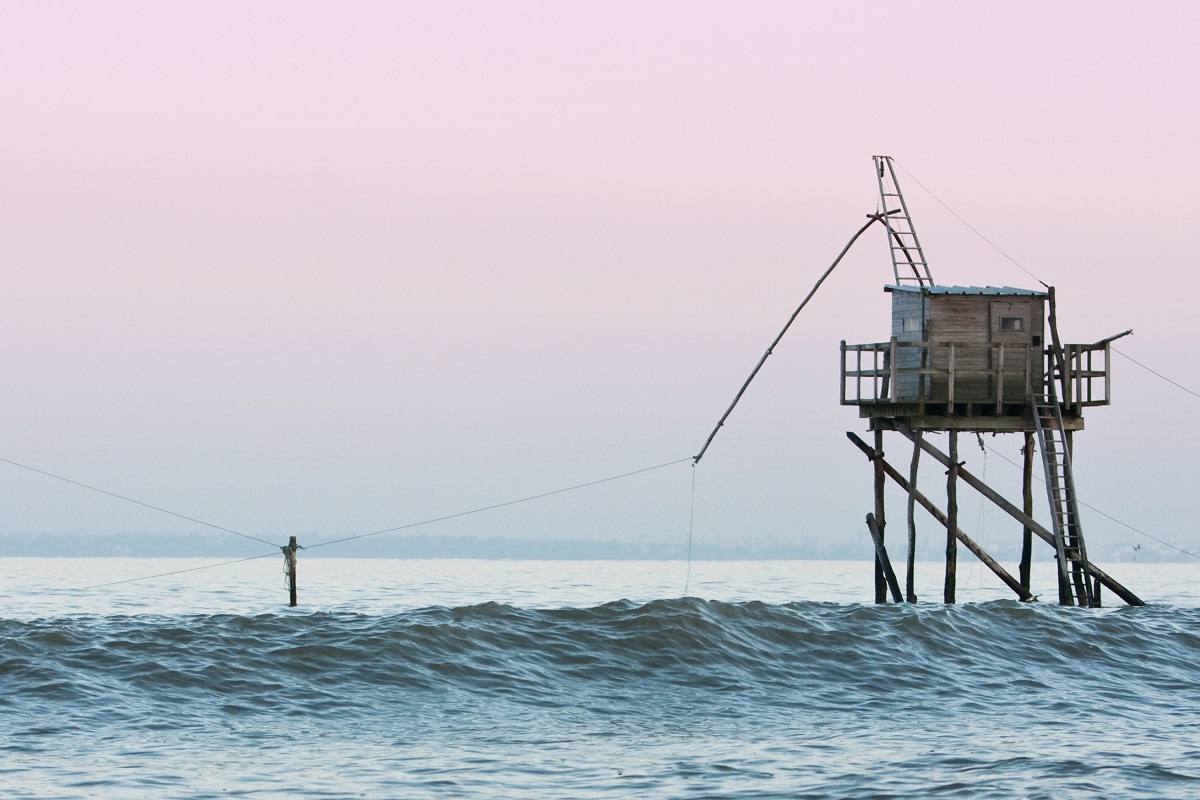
[902, 316, 921, 333]
[1000, 316, 1023, 332]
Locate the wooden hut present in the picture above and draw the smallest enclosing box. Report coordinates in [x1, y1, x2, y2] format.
[839, 156, 1139, 607]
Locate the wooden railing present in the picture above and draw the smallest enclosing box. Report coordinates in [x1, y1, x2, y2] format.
[840, 339, 1111, 413]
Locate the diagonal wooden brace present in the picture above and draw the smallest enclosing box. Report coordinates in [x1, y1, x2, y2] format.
[866, 513, 903, 603]
[848, 432, 1036, 602]
[883, 421, 1144, 607]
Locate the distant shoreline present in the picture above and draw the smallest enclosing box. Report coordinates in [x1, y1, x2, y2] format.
[0, 532, 1182, 563]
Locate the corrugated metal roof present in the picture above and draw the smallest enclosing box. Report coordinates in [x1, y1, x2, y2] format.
[885, 284, 1047, 297]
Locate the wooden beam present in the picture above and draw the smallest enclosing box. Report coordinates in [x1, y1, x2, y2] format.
[862, 413, 1085, 434]
[906, 433, 921, 603]
[884, 422, 1145, 606]
[847, 432, 1035, 602]
[866, 514, 903, 603]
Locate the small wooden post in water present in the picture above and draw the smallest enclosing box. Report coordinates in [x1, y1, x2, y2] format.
[284, 536, 299, 607]
[945, 431, 959, 604]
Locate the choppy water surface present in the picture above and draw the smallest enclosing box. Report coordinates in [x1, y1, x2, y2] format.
[3, 559, 1199, 798]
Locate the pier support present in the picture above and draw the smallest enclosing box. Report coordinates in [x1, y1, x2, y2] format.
[882, 422, 1143, 606]
[1020, 432, 1034, 592]
[848, 432, 1034, 602]
[905, 433, 921, 603]
[873, 429, 887, 604]
[945, 431, 959, 604]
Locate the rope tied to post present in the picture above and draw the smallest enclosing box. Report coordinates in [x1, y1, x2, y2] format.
[281, 536, 300, 606]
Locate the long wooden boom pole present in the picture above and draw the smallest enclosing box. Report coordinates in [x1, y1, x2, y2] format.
[693, 214, 886, 464]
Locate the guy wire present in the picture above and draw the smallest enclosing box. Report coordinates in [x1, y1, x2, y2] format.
[0, 454, 279, 549]
[305, 457, 694, 552]
[981, 442, 1200, 561]
[85, 551, 281, 590]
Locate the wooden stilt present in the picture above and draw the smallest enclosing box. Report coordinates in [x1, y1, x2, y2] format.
[284, 536, 299, 607]
[865, 514, 903, 603]
[884, 422, 1144, 606]
[847, 432, 1034, 601]
[945, 431, 958, 604]
[906, 433, 921, 602]
[1021, 432, 1034, 592]
[873, 428, 887, 604]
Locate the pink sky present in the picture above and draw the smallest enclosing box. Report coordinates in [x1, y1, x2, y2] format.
[0, 2, 1196, 555]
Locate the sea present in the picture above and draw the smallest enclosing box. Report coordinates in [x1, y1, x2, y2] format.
[2, 557, 1199, 799]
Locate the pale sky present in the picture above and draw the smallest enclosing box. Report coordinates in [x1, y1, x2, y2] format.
[1, 1, 1196, 557]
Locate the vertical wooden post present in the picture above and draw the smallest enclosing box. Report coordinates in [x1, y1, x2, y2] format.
[945, 431, 959, 604]
[873, 427, 887, 604]
[284, 536, 299, 607]
[888, 337, 897, 400]
[906, 432, 922, 603]
[948, 343, 956, 406]
[1020, 432, 1034, 592]
[840, 341, 847, 405]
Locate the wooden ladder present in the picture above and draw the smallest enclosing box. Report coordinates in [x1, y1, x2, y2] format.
[1030, 394, 1097, 606]
[873, 155, 934, 287]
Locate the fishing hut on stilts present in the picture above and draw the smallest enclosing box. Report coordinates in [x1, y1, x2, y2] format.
[842, 156, 1142, 606]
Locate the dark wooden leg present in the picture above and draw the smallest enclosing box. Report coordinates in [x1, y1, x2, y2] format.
[906, 433, 922, 603]
[945, 431, 958, 604]
[1021, 432, 1034, 592]
[874, 428, 887, 604]
[286, 536, 298, 607]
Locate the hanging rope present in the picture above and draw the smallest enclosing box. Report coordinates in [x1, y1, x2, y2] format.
[282, 547, 295, 590]
[693, 213, 885, 464]
[683, 463, 697, 596]
[970, 433, 988, 590]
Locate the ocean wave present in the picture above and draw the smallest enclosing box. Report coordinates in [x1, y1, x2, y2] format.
[3, 600, 1199, 728]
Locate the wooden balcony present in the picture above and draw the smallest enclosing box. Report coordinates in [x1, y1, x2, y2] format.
[840, 339, 1112, 432]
